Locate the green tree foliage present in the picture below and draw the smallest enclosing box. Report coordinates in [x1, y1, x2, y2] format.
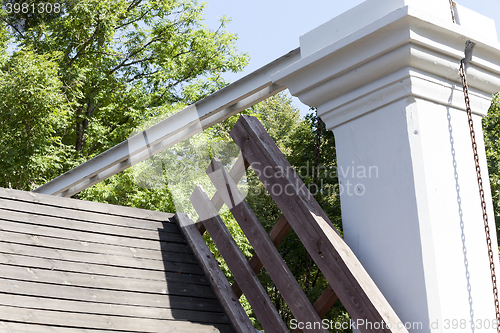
[483, 93, 500, 250]
[3, 1, 500, 331]
[200, 93, 348, 331]
[0, 0, 248, 190]
[0, 19, 8, 63]
[245, 97, 347, 331]
[101, 93, 348, 330]
[0, 49, 76, 189]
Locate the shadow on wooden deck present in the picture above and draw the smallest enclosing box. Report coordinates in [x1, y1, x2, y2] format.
[0, 187, 237, 333]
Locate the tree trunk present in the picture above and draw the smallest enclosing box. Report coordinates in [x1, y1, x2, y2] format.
[75, 99, 99, 153]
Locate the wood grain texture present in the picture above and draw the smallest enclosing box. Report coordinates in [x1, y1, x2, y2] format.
[293, 285, 339, 332]
[231, 115, 408, 333]
[0, 238, 197, 267]
[175, 213, 254, 333]
[0, 293, 229, 324]
[189, 188, 288, 333]
[0, 199, 176, 232]
[232, 214, 292, 298]
[0, 187, 172, 222]
[208, 159, 326, 333]
[0, 209, 185, 249]
[0, 217, 185, 251]
[0, 187, 235, 333]
[0, 276, 223, 311]
[0, 227, 191, 260]
[0, 304, 235, 333]
[313, 285, 339, 319]
[197, 155, 250, 235]
[0, 251, 205, 281]
[0, 254, 214, 298]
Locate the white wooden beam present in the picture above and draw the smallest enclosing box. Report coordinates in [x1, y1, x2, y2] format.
[33, 49, 299, 197]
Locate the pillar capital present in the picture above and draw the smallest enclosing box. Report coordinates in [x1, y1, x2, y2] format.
[273, 0, 500, 129]
[274, 1, 500, 331]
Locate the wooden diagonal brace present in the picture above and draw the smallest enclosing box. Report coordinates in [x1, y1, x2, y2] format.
[174, 213, 255, 333]
[230, 115, 408, 333]
[231, 215, 291, 298]
[190, 186, 289, 333]
[207, 159, 327, 333]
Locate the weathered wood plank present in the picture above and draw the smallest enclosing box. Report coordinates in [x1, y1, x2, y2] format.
[175, 213, 256, 333]
[0, 321, 120, 333]
[0, 304, 235, 333]
[208, 159, 326, 333]
[293, 285, 340, 333]
[0, 218, 185, 251]
[0, 207, 182, 242]
[0, 276, 224, 312]
[313, 285, 338, 319]
[0, 187, 238, 333]
[0, 198, 176, 232]
[197, 154, 249, 235]
[0, 227, 191, 261]
[0, 239, 196, 271]
[227, 214, 336, 322]
[232, 215, 291, 297]
[189, 188, 288, 333]
[0, 252, 205, 281]
[0, 187, 172, 222]
[209, 154, 248, 215]
[231, 115, 407, 333]
[0, 293, 230, 324]
[0, 264, 215, 298]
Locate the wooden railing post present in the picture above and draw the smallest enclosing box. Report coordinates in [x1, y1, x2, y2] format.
[174, 213, 255, 333]
[231, 215, 291, 298]
[207, 159, 327, 333]
[230, 115, 408, 333]
[185, 129, 343, 330]
[190, 186, 289, 333]
[196, 154, 249, 235]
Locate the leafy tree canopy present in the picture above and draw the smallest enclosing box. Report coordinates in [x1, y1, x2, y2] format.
[483, 93, 500, 252]
[0, 0, 248, 189]
[1, 1, 499, 330]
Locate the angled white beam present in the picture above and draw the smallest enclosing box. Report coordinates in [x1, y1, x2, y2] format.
[33, 49, 299, 197]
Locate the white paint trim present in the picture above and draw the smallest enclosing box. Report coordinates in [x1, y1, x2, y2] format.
[320, 69, 493, 130]
[274, 8, 500, 105]
[33, 50, 299, 197]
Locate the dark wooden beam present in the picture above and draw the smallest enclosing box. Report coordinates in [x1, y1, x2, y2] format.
[293, 285, 339, 333]
[189, 187, 289, 333]
[232, 214, 292, 298]
[174, 213, 255, 333]
[196, 155, 250, 236]
[313, 285, 339, 319]
[207, 159, 327, 333]
[230, 115, 408, 333]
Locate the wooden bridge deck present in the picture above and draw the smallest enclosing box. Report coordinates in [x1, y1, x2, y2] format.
[0, 188, 235, 333]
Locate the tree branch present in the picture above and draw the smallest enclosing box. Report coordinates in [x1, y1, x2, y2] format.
[68, 16, 102, 66]
[1, 17, 26, 39]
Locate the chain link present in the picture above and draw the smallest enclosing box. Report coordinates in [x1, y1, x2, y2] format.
[449, 0, 456, 23]
[459, 60, 500, 329]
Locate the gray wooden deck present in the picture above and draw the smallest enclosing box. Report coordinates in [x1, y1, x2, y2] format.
[0, 188, 235, 333]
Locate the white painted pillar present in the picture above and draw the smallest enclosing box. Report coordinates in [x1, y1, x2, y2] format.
[274, 0, 500, 332]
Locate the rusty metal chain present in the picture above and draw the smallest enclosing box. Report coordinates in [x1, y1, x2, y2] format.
[459, 59, 500, 329]
[449, 0, 456, 23]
